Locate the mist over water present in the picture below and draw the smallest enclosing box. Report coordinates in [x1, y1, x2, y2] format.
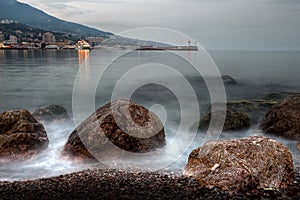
[0, 49, 300, 181]
[0, 122, 91, 181]
[1, 120, 299, 181]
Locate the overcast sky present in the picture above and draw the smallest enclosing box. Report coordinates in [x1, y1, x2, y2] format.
[18, 0, 300, 50]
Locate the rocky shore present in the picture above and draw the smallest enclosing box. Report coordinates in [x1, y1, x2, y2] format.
[1, 168, 300, 200]
[1, 93, 300, 199]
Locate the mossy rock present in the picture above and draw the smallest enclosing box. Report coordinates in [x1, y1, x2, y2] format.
[210, 100, 279, 125]
[262, 92, 299, 101]
[226, 100, 278, 113]
[193, 109, 250, 131]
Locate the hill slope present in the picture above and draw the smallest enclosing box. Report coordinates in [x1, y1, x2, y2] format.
[0, 22, 83, 42]
[0, 0, 112, 37]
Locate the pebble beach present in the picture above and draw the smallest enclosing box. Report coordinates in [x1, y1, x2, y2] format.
[1, 168, 300, 200]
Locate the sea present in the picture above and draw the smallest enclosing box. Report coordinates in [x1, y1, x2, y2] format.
[0, 48, 300, 180]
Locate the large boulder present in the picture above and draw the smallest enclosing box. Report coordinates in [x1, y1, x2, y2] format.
[261, 94, 300, 138]
[32, 105, 70, 123]
[0, 110, 49, 163]
[194, 109, 250, 131]
[62, 99, 166, 162]
[184, 136, 295, 191]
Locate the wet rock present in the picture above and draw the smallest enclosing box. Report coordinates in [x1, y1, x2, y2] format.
[226, 100, 277, 113]
[194, 109, 250, 131]
[184, 136, 295, 192]
[62, 99, 165, 161]
[211, 100, 278, 125]
[32, 105, 70, 123]
[261, 94, 300, 139]
[0, 110, 48, 163]
[262, 92, 290, 101]
[222, 75, 238, 85]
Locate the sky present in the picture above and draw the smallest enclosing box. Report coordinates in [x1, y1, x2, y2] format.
[18, 0, 300, 50]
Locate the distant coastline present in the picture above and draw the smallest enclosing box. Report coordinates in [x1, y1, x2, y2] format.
[136, 45, 198, 51]
[0, 47, 28, 50]
[0, 44, 199, 51]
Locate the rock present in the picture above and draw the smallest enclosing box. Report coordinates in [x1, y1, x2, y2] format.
[261, 94, 300, 138]
[194, 109, 250, 131]
[184, 136, 295, 191]
[226, 100, 278, 113]
[211, 100, 278, 124]
[62, 99, 166, 161]
[32, 105, 70, 123]
[0, 110, 48, 163]
[222, 75, 238, 85]
[262, 93, 290, 101]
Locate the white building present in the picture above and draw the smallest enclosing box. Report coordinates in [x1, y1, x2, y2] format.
[0, 32, 4, 41]
[9, 35, 18, 44]
[42, 32, 56, 44]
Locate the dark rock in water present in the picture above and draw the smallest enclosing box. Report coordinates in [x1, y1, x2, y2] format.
[184, 136, 295, 192]
[0, 110, 48, 163]
[222, 75, 238, 85]
[226, 100, 278, 113]
[193, 109, 250, 131]
[188, 75, 238, 86]
[261, 94, 300, 139]
[262, 92, 290, 101]
[32, 105, 70, 123]
[62, 99, 165, 162]
[210, 100, 278, 125]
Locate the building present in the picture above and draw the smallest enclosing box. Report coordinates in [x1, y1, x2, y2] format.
[9, 35, 18, 44]
[42, 32, 56, 44]
[86, 36, 105, 45]
[0, 32, 4, 41]
[15, 30, 23, 35]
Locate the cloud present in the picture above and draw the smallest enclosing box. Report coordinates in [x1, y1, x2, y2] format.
[17, 0, 300, 50]
[19, 0, 124, 3]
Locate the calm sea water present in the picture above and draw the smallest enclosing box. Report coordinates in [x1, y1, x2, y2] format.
[1, 49, 299, 113]
[0, 48, 299, 180]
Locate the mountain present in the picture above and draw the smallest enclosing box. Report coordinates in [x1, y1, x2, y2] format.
[0, 0, 169, 47]
[101, 35, 170, 47]
[0, 0, 112, 37]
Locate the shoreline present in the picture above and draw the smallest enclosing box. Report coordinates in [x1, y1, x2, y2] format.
[1, 167, 299, 199]
[1, 167, 300, 199]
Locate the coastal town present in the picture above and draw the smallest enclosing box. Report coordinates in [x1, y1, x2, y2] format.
[0, 19, 103, 50]
[0, 20, 199, 51]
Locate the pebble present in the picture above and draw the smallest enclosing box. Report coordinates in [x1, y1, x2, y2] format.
[0, 168, 299, 199]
